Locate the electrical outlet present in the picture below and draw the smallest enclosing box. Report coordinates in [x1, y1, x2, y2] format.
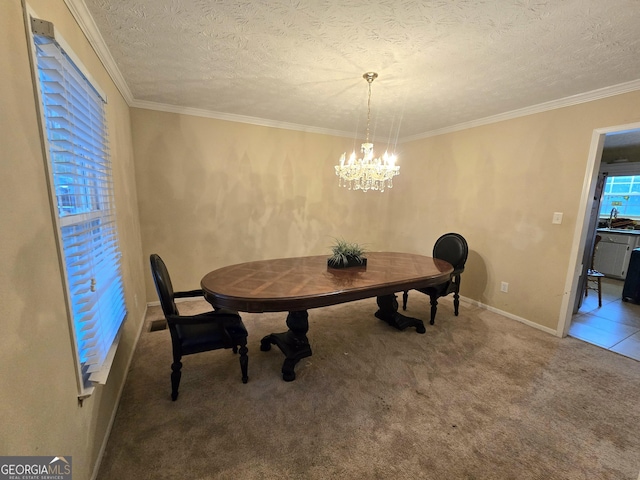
[500, 282, 509, 293]
[552, 212, 563, 224]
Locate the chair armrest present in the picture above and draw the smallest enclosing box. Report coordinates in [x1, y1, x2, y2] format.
[172, 290, 240, 315]
[173, 289, 204, 299]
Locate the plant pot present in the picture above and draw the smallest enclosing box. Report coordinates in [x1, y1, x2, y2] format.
[327, 256, 367, 269]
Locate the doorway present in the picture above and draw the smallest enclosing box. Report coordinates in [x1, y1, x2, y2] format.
[560, 123, 640, 361]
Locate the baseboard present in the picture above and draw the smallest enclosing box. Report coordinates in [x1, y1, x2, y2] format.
[146, 295, 203, 307]
[90, 303, 148, 480]
[456, 295, 559, 337]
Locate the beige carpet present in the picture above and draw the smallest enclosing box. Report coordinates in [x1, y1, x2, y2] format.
[97, 294, 640, 479]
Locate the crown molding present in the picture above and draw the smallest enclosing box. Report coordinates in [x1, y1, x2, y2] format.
[134, 79, 640, 143]
[401, 79, 640, 143]
[129, 99, 356, 139]
[64, 0, 133, 104]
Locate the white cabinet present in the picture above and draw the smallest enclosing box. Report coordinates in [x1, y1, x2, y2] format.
[594, 232, 638, 279]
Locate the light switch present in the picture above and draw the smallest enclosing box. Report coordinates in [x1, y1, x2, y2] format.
[552, 212, 563, 224]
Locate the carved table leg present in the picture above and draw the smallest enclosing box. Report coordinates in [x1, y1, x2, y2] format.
[260, 310, 312, 381]
[375, 294, 426, 334]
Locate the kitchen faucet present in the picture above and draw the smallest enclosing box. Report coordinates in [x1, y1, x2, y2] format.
[608, 207, 619, 228]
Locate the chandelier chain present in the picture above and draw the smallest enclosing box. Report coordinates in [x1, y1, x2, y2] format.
[365, 78, 372, 144]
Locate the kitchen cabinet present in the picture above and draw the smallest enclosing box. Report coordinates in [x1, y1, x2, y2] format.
[594, 231, 640, 279]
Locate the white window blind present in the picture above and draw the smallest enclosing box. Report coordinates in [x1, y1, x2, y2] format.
[31, 18, 127, 397]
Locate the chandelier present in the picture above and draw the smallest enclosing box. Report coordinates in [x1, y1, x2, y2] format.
[335, 72, 400, 192]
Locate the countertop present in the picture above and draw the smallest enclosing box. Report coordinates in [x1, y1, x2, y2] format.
[597, 228, 640, 235]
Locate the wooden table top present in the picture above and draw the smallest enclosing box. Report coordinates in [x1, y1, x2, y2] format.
[201, 252, 453, 313]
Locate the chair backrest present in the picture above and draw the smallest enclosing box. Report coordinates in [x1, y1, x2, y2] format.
[433, 233, 469, 272]
[149, 254, 179, 318]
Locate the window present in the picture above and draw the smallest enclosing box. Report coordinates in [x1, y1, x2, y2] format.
[599, 175, 640, 219]
[31, 17, 126, 397]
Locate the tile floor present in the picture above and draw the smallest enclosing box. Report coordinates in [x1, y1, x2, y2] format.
[570, 277, 640, 361]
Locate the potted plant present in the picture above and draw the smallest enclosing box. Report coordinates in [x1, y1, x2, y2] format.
[327, 238, 367, 268]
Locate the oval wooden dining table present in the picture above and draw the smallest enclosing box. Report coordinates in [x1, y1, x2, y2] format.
[201, 252, 453, 381]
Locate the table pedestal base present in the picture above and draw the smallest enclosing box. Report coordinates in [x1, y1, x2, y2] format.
[375, 294, 426, 334]
[261, 295, 424, 381]
[260, 310, 312, 381]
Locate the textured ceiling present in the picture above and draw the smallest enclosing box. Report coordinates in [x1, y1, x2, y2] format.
[78, 0, 640, 142]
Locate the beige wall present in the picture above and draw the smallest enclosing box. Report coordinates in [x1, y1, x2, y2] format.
[133, 93, 640, 331]
[1, 1, 146, 479]
[131, 109, 396, 299]
[394, 97, 640, 329]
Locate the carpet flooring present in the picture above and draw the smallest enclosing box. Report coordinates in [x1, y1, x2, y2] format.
[96, 294, 640, 479]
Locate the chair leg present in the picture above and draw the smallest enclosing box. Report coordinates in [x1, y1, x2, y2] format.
[597, 277, 602, 307]
[453, 291, 460, 316]
[453, 292, 460, 317]
[429, 295, 438, 325]
[402, 291, 408, 310]
[238, 344, 248, 384]
[453, 276, 462, 316]
[170, 359, 182, 401]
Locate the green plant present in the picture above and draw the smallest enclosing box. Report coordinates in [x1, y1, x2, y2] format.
[328, 238, 367, 267]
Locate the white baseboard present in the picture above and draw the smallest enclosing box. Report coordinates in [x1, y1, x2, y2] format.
[456, 295, 559, 337]
[146, 295, 204, 308]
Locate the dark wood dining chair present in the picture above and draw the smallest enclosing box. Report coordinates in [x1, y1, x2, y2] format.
[402, 233, 469, 325]
[149, 254, 248, 400]
[585, 235, 604, 307]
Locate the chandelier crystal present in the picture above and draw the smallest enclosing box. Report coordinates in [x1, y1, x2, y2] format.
[335, 72, 400, 192]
